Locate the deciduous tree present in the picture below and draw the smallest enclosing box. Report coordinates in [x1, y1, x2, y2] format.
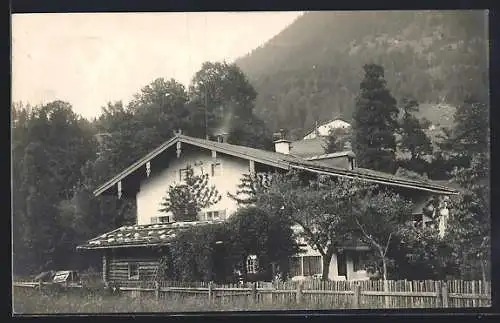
[249, 171, 361, 280]
[447, 152, 490, 282]
[351, 189, 413, 281]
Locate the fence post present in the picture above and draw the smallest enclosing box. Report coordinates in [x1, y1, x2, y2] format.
[155, 281, 160, 301]
[436, 281, 442, 307]
[252, 282, 258, 304]
[296, 281, 303, 305]
[352, 283, 361, 308]
[384, 280, 390, 308]
[441, 282, 449, 308]
[208, 281, 213, 304]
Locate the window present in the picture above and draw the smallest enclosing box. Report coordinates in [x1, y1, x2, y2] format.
[289, 257, 302, 277]
[352, 252, 369, 272]
[151, 216, 171, 224]
[159, 216, 170, 223]
[211, 162, 222, 177]
[303, 256, 322, 276]
[246, 255, 258, 274]
[128, 263, 140, 280]
[203, 210, 226, 221]
[179, 168, 190, 181]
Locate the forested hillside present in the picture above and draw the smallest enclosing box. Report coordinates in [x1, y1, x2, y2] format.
[235, 10, 488, 138]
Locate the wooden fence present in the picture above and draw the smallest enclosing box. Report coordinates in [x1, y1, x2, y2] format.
[112, 279, 491, 309]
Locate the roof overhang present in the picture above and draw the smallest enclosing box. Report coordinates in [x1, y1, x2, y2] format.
[76, 242, 169, 250]
[76, 220, 226, 251]
[289, 163, 458, 195]
[304, 151, 355, 161]
[93, 135, 294, 197]
[93, 134, 458, 198]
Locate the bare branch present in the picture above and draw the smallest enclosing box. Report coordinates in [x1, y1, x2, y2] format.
[383, 232, 393, 257]
[355, 217, 383, 251]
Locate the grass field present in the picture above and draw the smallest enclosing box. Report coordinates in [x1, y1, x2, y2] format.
[12, 286, 311, 314]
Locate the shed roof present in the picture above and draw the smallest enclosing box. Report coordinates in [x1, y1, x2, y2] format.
[76, 220, 224, 250]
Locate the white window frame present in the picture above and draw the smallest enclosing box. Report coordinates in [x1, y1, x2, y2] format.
[203, 209, 226, 221]
[151, 215, 171, 224]
[246, 254, 258, 274]
[128, 263, 140, 280]
[159, 215, 170, 223]
[179, 167, 190, 181]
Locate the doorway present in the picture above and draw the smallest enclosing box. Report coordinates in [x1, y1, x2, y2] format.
[337, 252, 347, 278]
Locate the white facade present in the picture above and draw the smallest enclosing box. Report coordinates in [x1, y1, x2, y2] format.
[136, 146, 250, 225]
[303, 119, 351, 140]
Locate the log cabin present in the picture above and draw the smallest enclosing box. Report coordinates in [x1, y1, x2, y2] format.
[77, 130, 458, 283]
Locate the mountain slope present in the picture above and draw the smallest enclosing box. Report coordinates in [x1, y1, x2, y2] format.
[235, 11, 488, 138]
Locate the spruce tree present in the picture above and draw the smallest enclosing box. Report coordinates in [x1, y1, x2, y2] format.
[352, 64, 399, 173]
[396, 97, 433, 175]
[159, 164, 222, 221]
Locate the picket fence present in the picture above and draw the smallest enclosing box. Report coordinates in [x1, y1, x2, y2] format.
[113, 279, 491, 309]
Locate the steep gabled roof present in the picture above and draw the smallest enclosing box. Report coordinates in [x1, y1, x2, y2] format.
[94, 134, 458, 197]
[290, 137, 328, 157]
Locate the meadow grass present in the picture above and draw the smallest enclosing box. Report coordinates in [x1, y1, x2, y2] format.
[12, 286, 330, 314]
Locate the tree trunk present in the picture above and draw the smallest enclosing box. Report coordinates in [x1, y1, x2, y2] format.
[381, 255, 390, 308]
[382, 256, 388, 281]
[321, 250, 334, 281]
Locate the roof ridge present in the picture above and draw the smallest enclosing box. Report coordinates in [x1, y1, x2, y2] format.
[93, 133, 457, 197]
[303, 118, 351, 137]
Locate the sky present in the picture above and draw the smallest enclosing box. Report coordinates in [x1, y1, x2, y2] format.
[12, 12, 303, 119]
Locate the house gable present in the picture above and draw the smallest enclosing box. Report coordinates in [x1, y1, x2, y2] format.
[136, 144, 252, 225]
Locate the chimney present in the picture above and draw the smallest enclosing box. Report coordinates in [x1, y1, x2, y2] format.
[215, 132, 229, 143]
[274, 139, 292, 155]
[274, 128, 291, 154]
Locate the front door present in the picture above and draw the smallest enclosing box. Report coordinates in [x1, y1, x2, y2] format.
[337, 252, 347, 278]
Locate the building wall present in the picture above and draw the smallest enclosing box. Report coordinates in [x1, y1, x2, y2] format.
[107, 256, 159, 282]
[290, 249, 371, 281]
[103, 248, 163, 282]
[136, 146, 251, 225]
[303, 120, 351, 139]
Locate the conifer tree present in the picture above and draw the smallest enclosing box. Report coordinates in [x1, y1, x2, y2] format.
[159, 164, 222, 221]
[352, 64, 399, 173]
